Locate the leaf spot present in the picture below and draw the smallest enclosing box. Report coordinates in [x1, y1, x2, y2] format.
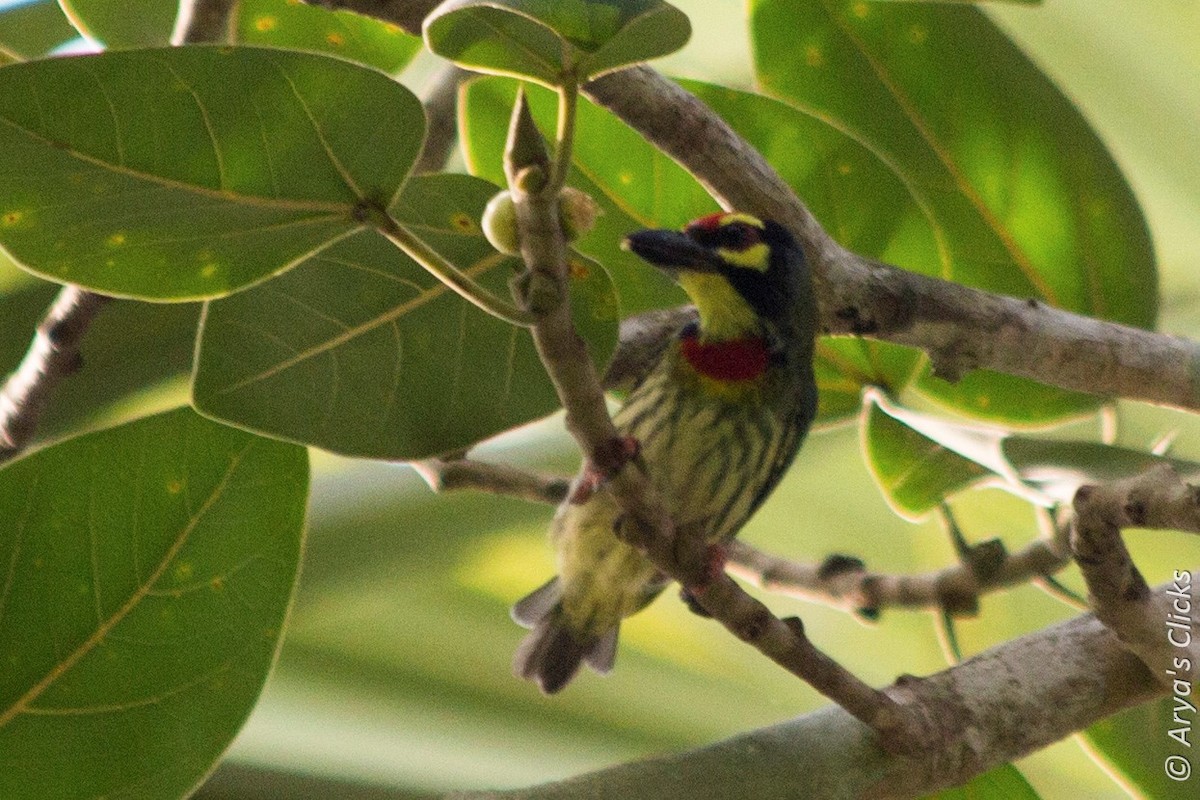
[166, 478, 183, 494]
[201, 263, 220, 278]
[618, 170, 634, 185]
[805, 45, 824, 68]
[908, 25, 928, 45]
[2, 210, 26, 227]
[106, 232, 126, 247]
[837, 162, 852, 176]
[173, 562, 194, 583]
[851, 1, 870, 19]
[450, 211, 477, 233]
[255, 15, 278, 32]
[325, 31, 346, 47]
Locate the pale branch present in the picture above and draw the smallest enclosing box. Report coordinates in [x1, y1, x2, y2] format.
[414, 63, 470, 174]
[457, 582, 1172, 800]
[407, 457, 1076, 618]
[580, 66, 1200, 413]
[725, 533, 1070, 620]
[1071, 464, 1200, 683]
[409, 457, 569, 505]
[501, 90, 916, 754]
[0, 288, 111, 465]
[171, 0, 239, 44]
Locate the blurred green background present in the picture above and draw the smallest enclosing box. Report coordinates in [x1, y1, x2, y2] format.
[2, 1, 1198, 798]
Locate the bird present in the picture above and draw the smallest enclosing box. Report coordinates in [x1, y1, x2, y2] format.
[512, 211, 819, 694]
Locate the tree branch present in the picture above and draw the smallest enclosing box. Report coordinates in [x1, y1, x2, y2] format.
[725, 533, 1070, 620]
[171, 0, 239, 44]
[581, 66, 1200, 412]
[0, 288, 111, 465]
[1071, 464, 1200, 683]
[410, 457, 569, 505]
[457, 582, 1172, 800]
[407, 458, 1078, 619]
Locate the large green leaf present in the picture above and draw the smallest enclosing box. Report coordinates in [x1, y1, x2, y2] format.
[0, 407, 308, 799]
[1004, 437, 1200, 503]
[193, 173, 619, 458]
[237, 0, 422, 72]
[58, 0, 422, 71]
[58, 0, 177, 48]
[0, 46, 423, 300]
[862, 390, 996, 519]
[424, 0, 690, 86]
[0, 0, 78, 61]
[751, 0, 1156, 424]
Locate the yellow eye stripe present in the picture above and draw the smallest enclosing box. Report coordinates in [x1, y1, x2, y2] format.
[716, 242, 770, 271]
[716, 212, 765, 229]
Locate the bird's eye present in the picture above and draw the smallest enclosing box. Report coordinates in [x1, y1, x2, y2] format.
[721, 222, 760, 251]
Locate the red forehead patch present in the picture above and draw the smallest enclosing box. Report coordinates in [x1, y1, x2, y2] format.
[687, 212, 728, 232]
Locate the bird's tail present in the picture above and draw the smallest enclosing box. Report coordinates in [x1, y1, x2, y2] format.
[511, 577, 619, 694]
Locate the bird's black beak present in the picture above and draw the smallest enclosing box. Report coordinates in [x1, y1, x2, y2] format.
[622, 229, 723, 276]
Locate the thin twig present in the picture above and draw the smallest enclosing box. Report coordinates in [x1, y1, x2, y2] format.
[171, 0, 239, 44]
[410, 457, 569, 504]
[1071, 464, 1200, 683]
[414, 63, 470, 174]
[726, 534, 1070, 620]
[0, 288, 111, 465]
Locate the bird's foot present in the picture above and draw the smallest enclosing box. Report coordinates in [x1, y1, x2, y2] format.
[679, 544, 729, 616]
[568, 435, 642, 505]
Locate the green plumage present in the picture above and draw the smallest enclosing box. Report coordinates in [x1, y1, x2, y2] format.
[513, 215, 818, 693]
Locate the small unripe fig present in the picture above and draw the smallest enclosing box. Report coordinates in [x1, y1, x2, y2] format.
[481, 187, 603, 255]
[482, 190, 521, 255]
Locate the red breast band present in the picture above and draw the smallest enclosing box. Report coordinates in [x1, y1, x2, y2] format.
[680, 335, 769, 382]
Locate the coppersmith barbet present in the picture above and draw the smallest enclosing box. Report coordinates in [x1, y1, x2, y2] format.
[513, 212, 818, 693]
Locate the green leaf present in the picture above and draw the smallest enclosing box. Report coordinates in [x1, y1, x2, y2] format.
[192, 173, 618, 458]
[0, 46, 424, 301]
[751, 0, 1156, 424]
[58, 0, 177, 48]
[0, 1, 78, 61]
[0, 407, 308, 799]
[862, 390, 997, 519]
[424, 0, 690, 86]
[58, 0, 422, 70]
[1003, 437, 1200, 503]
[1085, 695, 1200, 800]
[237, 0, 422, 72]
[928, 763, 1042, 798]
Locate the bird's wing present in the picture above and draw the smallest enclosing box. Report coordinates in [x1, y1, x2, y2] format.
[602, 306, 698, 393]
